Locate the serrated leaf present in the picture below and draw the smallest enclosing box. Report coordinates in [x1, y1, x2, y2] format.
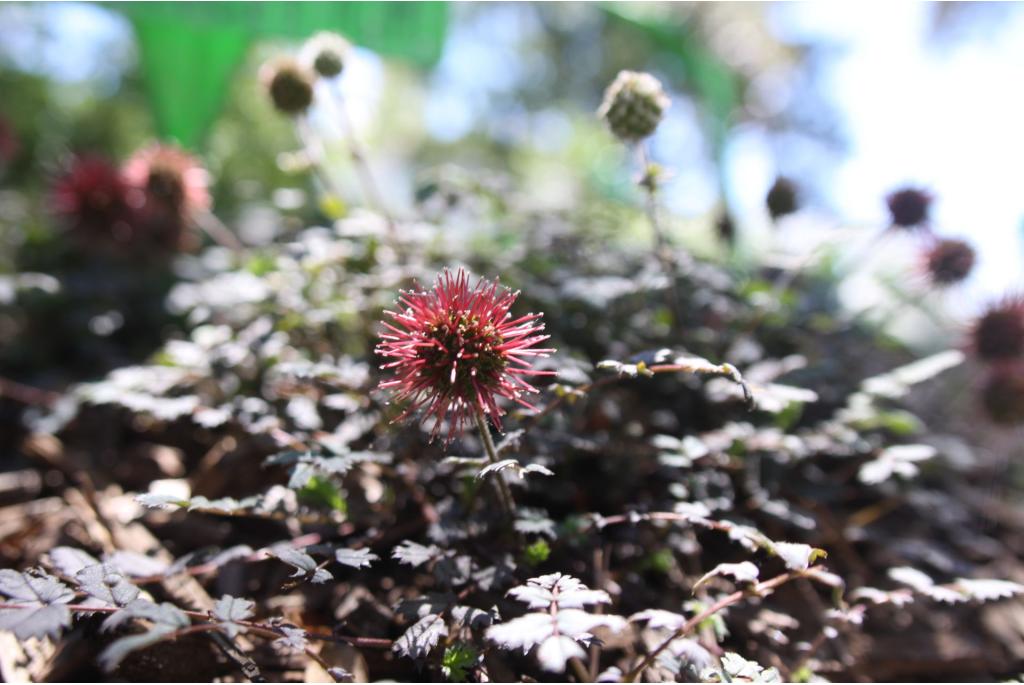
[861, 350, 964, 398]
[555, 609, 627, 638]
[76, 564, 140, 608]
[135, 493, 189, 510]
[272, 548, 333, 584]
[695, 561, 760, 589]
[393, 613, 448, 660]
[629, 608, 687, 630]
[536, 634, 586, 672]
[451, 605, 497, 630]
[99, 625, 178, 672]
[208, 545, 254, 568]
[771, 542, 825, 571]
[859, 444, 936, 485]
[49, 547, 100, 576]
[213, 595, 255, 638]
[0, 569, 75, 640]
[104, 551, 169, 578]
[888, 567, 965, 604]
[101, 599, 190, 633]
[486, 613, 554, 651]
[273, 625, 308, 652]
[507, 573, 610, 609]
[392, 540, 442, 568]
[953, 578, 1024, 602]
[335, 548, 378, 569]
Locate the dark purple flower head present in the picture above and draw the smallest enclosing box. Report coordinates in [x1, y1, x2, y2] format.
[981, 363, 1024, 426]
[922, 237, 975, 286]
[376, 268, 555, 443]
[766, 177, 799, 221]
[886, 186, 932, 229]
[971, 295, 1024, 363]
[51, 155, 134, 243]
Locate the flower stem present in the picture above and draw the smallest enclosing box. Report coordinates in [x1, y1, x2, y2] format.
[328, 80, 399, 244]
[635, 142, 682, 330]
[473, 407, 516, 524]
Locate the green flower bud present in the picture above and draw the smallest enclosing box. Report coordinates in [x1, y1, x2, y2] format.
[598, 70, 670, 142]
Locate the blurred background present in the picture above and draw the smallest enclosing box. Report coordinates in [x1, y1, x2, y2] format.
[1, 1, 1022, 380]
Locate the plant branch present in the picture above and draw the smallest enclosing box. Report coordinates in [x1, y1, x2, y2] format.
[474, 407, 516, 524]
[622, 569, 805, 682]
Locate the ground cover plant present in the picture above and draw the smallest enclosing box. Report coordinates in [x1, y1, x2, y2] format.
[2, 13, 1024, 684]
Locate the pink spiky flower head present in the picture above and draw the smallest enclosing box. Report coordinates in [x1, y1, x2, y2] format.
[123, 142, 211, 218]
[376, 268, 556, 443]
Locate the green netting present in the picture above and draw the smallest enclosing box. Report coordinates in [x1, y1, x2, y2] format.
[109, 2, 449, 147]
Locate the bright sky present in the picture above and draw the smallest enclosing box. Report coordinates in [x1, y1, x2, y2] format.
[765, 2, 1024, 302]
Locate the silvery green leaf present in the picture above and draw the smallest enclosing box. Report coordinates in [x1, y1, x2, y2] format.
[888, 567, 965, 603]
[476, 459, 518, 479]
[104, 551, 169, 578]
[394, 593, 456, 620]
[207, 545, 254, 568]
[859, 444, 936, 485]
[486, 613, 554, 651]
[213, 595, 255, 638]
[135, 493, 189, 510]
[451, 605, 497, 629]
[629, 609, 687, 631]
[0, 565, 74, 602]
[536, 634, 585, 673]
[49, 547, 100, 576]
[771, 542, 825, 571]
[953, 578, 1024, 602]
[335, 548, 378, 569]
[392, 541, 442, 568]
[273, 625, 308, 652]
[76, 564, 140, 608]
[717, 652, 782, 682]
[0, 569, 74, 640]
[850, 587, 914, 607]
[861, 350, 964, 398]
[514, 509, 557, 538]
[555, 609, 626, 638]
[393, 613, 448, 660]
[101, 599, 189, 633]
[99, 625, 178, 672]
[695, 561, 760, 589]
[272, 548, 333, 584]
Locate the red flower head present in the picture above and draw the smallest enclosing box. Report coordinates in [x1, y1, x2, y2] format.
[971, 294, 1024, 363]
[51, 155, 135, 243]
[122, 143, 211, 251]
[922, 237, 975, 287]
[376, 268, 556, 443]
[123, 143, 211, 217]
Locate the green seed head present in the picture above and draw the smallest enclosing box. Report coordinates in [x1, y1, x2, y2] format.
[598, 70, 670, 142]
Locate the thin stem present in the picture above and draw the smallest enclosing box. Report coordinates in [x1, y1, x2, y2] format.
[0, 602, 393, 650]
[635, 142, 681, 329]
[569, 655, 592, 683]
[193, 210, 244, 252]
[295, 115, 347, 207]
[473, 407, 516, 523]
[622, 570, 802, 682]
[328, 80, 399, 245]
